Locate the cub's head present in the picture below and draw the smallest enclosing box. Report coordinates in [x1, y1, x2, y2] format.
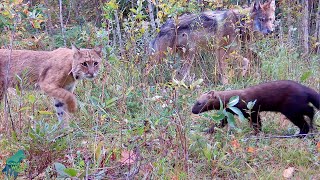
[192, 91, 219, 114]
[251, 0, 276, 35]
[71, 44, 102, 80]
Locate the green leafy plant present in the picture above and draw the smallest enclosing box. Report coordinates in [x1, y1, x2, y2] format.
[2, 150, 26, 179]
[211, 96, 246, 129]
[23, 120, 68, 179]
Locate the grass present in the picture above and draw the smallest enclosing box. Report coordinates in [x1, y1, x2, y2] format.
[0, 34, 320, 179]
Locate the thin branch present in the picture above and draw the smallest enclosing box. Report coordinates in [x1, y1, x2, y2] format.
[147, 0, 156, 32]
[241, 133, 320, 142]
[4, 19, 17, 136]
[59, 0, 67, 47]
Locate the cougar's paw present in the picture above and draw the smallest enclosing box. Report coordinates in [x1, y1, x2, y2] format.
[66, 96, 77, 113]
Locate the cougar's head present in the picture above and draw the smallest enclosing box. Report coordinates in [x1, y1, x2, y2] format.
[71, 44, 102, 80]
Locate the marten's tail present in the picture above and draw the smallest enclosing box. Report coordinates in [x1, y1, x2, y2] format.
[307, 88, 320, 109]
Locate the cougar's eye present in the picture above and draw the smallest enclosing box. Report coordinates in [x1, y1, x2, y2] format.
[94, 62, 99, 66]
[81, 62, 88, 67]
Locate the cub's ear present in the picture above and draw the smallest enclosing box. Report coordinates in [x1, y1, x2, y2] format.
[71, 44, 81, 58]
[93, 45, 103, 57]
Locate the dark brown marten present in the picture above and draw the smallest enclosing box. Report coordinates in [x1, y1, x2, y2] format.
[192, 80, 319, 134]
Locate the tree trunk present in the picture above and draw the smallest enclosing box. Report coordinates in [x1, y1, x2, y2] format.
[59, 0, 67, 47]
[286, 0, 294, 48]
[302, 0, 309, 55]
[94, 0, 103, 27]
[147, 0, 156, 32]
[114, 10, 124, 55]
[316, 0, 320, 53]
[44, 0, 53, 35]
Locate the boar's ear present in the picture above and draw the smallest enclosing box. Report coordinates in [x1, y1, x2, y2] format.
[71, 44, 81, 58]
[93, 45, 103, 57]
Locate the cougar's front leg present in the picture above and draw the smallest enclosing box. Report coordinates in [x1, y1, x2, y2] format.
[39, 82, 77, 128]
[54, 99, 66, 123]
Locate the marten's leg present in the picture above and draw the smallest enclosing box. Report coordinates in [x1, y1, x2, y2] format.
[283, 111, 309, 134]
[303, 105, 315, 130]
[205, 119, 228, 134]
[251, 112, 262, 134]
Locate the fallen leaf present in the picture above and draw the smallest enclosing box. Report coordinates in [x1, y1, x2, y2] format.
[171, 175, 178, 180]
[231, 140, 240, 149]
[120, 150, 137, 165]
[283, 167, 295, 179]
[316, 142, 320, 152]
[247, 147, 255, 153]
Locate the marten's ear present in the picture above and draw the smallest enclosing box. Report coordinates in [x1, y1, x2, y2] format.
[207, 91, 215, 99]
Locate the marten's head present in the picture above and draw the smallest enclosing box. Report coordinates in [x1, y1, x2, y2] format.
[192, 91, 220, 114]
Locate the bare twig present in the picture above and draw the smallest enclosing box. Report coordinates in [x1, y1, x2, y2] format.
[147, 0, 156, 32]
[4, 19, 17, 136]
[241, 133, 320, 142]
[114, 10, 124, 55]
[59, 0, 67, 47]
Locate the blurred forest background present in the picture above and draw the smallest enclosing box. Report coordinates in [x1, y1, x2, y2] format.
[0, 0, 319, 179]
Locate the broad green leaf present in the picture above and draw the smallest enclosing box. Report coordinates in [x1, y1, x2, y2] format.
[228, 106, 245, 122]
[64, 168, 78, 177]
[54, 162, 69, 178]
[212, 111, 225, 122]
[227, 96, 239, 107]
[247, 100, 257, 110]
[226, 112, 236, 128]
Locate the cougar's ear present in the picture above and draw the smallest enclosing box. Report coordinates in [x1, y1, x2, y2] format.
[71, 44, 81, 58]
[93, 45, 103, 57]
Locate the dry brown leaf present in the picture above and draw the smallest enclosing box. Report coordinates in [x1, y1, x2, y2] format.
[231, 140, 240, 149]
[247, 147, 255, 153]
[283, 167, 295, 179]
[316, 142, 320, 152]
[120, 150, 137, 165]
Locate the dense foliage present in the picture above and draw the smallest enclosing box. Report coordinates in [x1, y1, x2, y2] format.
[0, 0, 319, 179]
